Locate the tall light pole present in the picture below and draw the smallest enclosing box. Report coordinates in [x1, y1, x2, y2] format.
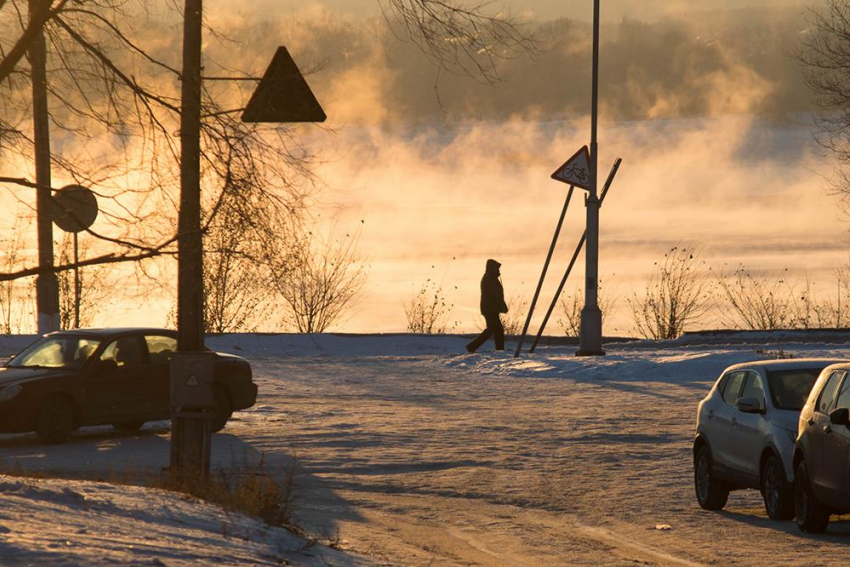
[578, 0, 604, 356]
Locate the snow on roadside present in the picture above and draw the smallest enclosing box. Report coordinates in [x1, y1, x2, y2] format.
[449, 342, 850, 383]
[0, 474, 370, 566]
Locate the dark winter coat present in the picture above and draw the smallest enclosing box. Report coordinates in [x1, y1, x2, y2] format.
[480, 259, 508, 316]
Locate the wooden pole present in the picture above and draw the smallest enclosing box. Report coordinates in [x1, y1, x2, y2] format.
[171, 0, 210, 479]
[30, 0, 59, 334]
[513, 186, 574, 357]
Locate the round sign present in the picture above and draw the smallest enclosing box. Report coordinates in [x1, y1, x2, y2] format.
[52, 185, 98, 233]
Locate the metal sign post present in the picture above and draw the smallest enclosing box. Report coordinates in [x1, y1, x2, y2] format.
[513, 186, 574, 358]
[578, 0, 604, 357]
[51, 184, 99, 329]
[529, 158, 622, 353]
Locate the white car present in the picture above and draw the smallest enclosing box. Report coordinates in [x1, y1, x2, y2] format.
[693, 359, 844, 519]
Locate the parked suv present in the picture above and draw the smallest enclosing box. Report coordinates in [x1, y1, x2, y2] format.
[793, 363, 850, 532]
[693, 359, 843, 519]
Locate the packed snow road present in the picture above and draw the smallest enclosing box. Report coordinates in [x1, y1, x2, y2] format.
[2, 335, 850, 565]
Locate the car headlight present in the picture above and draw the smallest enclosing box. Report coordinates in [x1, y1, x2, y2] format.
[0, 384, 21, 402]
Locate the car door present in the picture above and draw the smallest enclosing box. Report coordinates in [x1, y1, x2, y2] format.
[728, 371, 766, 476]
[823, 373, 850, 507]
[144, 334, 177, 416]
[711, 371, 746, 470]
[84, 336, 151, 420]
[803, 370, 844, 497]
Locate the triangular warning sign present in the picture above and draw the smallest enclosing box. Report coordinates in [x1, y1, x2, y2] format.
[186, 375, 199, 387]
[551, 146, 592, 190]
[242, 46, 326, 123]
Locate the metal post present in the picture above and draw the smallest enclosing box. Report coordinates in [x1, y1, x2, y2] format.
[30, 0, 59, 335]
[513, 187, 574, 357]
[171, 0, 211, 479]
[531, 158, 621, 353]
[578, 0, 603, 356]
[73, 231, 80, 329]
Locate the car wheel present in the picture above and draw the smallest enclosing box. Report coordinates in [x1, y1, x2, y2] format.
[795, 460, 830, 533]
[36, 397, 75, 445]
[211, 386, 232, 433]
[694, 445, 729, 510]
[762, 454, 794, 520]
[112, 421, 145, 432]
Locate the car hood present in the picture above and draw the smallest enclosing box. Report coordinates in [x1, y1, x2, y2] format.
[771, 409, 800, 432]
[0, 366, 71, 385]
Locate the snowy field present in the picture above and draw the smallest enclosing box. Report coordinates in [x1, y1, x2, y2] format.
[1, 333, 850, 565]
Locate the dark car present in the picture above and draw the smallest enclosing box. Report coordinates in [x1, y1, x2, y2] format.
[0, 328, 257, 444]
[793, 363, 850, 532]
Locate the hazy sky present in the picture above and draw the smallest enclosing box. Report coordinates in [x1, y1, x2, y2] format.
[216, 0, 807, 21]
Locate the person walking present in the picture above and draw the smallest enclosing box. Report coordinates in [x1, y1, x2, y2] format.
[466, 259, 508, 353]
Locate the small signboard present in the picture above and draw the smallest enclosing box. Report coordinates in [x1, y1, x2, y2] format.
[242, 46, 326, 123]
[170, 351, 215, 409]
[551, 146, 592, 190]
[51, 185, 98, 233]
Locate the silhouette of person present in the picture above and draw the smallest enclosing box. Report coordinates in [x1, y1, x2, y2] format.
[466, 259, 508, 353]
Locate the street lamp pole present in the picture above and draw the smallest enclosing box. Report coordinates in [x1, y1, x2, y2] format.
[578, 0, 604, 356]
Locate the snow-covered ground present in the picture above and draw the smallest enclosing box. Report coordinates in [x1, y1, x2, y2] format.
[2, 333, 850, 565]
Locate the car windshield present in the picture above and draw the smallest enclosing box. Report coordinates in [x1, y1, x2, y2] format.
[766, 368, 822, 411]
[6, 336, 102, 370]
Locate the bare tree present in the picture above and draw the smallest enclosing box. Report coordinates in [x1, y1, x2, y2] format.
[716, 266, 797, 330]
[628, 246, 711, 340]
[272, 226, 367, 334]
[382, 0, 536, 83]
[799, 0, 850, 203]
[500, 290, 527, 336]
[404, 279, 455, 334]
[0, 213, 36, 334]
[558, 279, 617, 338]
[56, 232, 109, 329]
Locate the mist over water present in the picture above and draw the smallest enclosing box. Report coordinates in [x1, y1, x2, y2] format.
[2, 0, 845, 335]
[319, 115, 846, 334]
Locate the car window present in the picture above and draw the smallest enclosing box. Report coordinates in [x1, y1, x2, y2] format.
[766, 368, 822, 411]
[8, 336, 101, 369]
[100, 337, 147, 368]
[816, 371, 844, 415]
[835, 375, 850, 412]
[741, 372, 766, 410]
[145, 335, 177, 365]
[721, 372, 746, 405]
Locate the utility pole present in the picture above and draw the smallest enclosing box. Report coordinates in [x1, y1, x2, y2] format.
[578, 0, 604, 356]
[170, 0, 213, 479]
[30, 0, 59, 334]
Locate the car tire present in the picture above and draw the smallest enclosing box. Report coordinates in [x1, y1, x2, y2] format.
[795, 460, 830, 533]
[694, 445, 729, 510]
[35, 396, 76, 445]
[211, 386, 232, 433]
[112, 421, 145, 432]
[762, 454, 794, 521]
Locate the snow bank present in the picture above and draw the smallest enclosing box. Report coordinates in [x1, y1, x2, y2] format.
[0, 475, 368, 566]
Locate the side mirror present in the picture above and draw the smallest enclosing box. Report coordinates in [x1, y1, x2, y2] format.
[829, 407, 850, 427]
[736, 397, 763, 414]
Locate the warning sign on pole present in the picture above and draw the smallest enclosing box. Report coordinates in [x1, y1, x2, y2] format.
[551, 146, 592, 190]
